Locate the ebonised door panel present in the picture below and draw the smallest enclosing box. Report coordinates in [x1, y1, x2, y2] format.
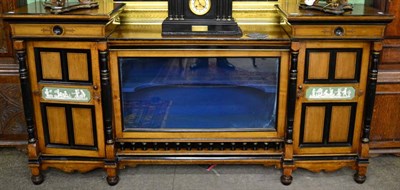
[27, 41, 105, 157]
[293, 41, 370, 155]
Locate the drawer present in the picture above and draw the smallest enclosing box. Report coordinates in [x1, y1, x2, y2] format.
[10, 24, 107, 38]
[291, 25, 385, 39]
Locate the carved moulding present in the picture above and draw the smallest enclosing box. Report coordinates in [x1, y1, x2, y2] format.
[295, 160, 356, 173]
[0, 83, 26, 137]
[40, 161, 104, 173]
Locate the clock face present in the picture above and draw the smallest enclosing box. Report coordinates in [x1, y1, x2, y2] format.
[189, 0, 211, 16]
[304, 0, 316, 6]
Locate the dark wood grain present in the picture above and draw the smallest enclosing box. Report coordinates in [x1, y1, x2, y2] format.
[0, 75, 27, 146]
[0, 0, 16, 57]
[384, 0, 400, 37]
[370, 84, 400, 149]
[368, 0, 400, 155]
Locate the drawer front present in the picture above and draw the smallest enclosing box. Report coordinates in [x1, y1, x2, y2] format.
[10, 24, 106, 38]
[292, 25, 385, 39]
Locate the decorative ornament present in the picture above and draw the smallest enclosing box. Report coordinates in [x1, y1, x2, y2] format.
[300, 0, 353, 15]
[43, 0, 99, 14]
[162, 0, 242, 36]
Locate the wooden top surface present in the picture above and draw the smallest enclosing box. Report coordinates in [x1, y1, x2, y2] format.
[277, 3, 394, 24]
[108, 24, 290, 44]
[3, 0, 125, 22]
[3, 1, 393, 42]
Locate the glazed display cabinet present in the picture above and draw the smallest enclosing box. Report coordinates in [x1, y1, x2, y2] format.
[3, 0, 393, 186]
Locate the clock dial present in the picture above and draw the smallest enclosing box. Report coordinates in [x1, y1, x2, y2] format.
[189, 0, 211, 16]
[304, 0, 316, 6]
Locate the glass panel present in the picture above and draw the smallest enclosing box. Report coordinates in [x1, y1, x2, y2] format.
[119, 57, 279, 131]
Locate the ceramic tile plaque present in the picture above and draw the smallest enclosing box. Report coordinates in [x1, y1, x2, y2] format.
[306, 86, 355, 100]
[42, 87, 91, 102]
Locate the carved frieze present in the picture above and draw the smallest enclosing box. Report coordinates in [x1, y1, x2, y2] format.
[306, 87, 355, 100]
[0, 83, 25, 135]
[42, 87, 91, 103]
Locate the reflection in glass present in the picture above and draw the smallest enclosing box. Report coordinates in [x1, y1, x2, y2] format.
[119, 57, 280, 131]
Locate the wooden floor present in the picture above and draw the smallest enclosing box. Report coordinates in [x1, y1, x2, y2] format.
[0, 148, 399, 190]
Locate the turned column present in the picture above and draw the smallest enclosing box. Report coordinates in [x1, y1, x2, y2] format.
[281, 42, 300, 186]
[15, 40, 44, 185]
[99, 42, 119, 186]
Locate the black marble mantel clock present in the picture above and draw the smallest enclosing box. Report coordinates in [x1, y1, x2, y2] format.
[162, 0, 242, 36]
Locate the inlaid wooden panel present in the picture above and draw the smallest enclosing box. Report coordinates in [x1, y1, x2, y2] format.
[335, 52, 357, 79]
[40, 52, 62, 80]
[72, 108, 94, 146]
[46, 106, 68, 144]
[304, 47, 363, 83]
[303, 106, 325, 143]
[10, 24, 107, 38]
[67, 53, 89, 81]
[307, 52, 330, 80]
[329, 106, 351, 143]
[291, 25, 385, 39]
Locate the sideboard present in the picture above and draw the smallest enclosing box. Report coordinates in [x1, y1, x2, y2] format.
[3, 0, 393, 186]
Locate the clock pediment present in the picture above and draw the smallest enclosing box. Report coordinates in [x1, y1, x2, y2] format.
[162, 0, 242, 36]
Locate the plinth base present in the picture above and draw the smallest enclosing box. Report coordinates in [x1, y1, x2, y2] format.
[162, 19, 242, 36]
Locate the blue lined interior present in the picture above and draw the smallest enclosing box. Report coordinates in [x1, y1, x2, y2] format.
[119, 57, 279, 131]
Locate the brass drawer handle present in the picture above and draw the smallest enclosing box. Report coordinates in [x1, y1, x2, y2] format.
[334, 27, 344, 36]
[52, 25, 64, 35]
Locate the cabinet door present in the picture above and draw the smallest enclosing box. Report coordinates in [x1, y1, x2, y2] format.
[293, 41, 370, 155]
[27, 41, 104, 157]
